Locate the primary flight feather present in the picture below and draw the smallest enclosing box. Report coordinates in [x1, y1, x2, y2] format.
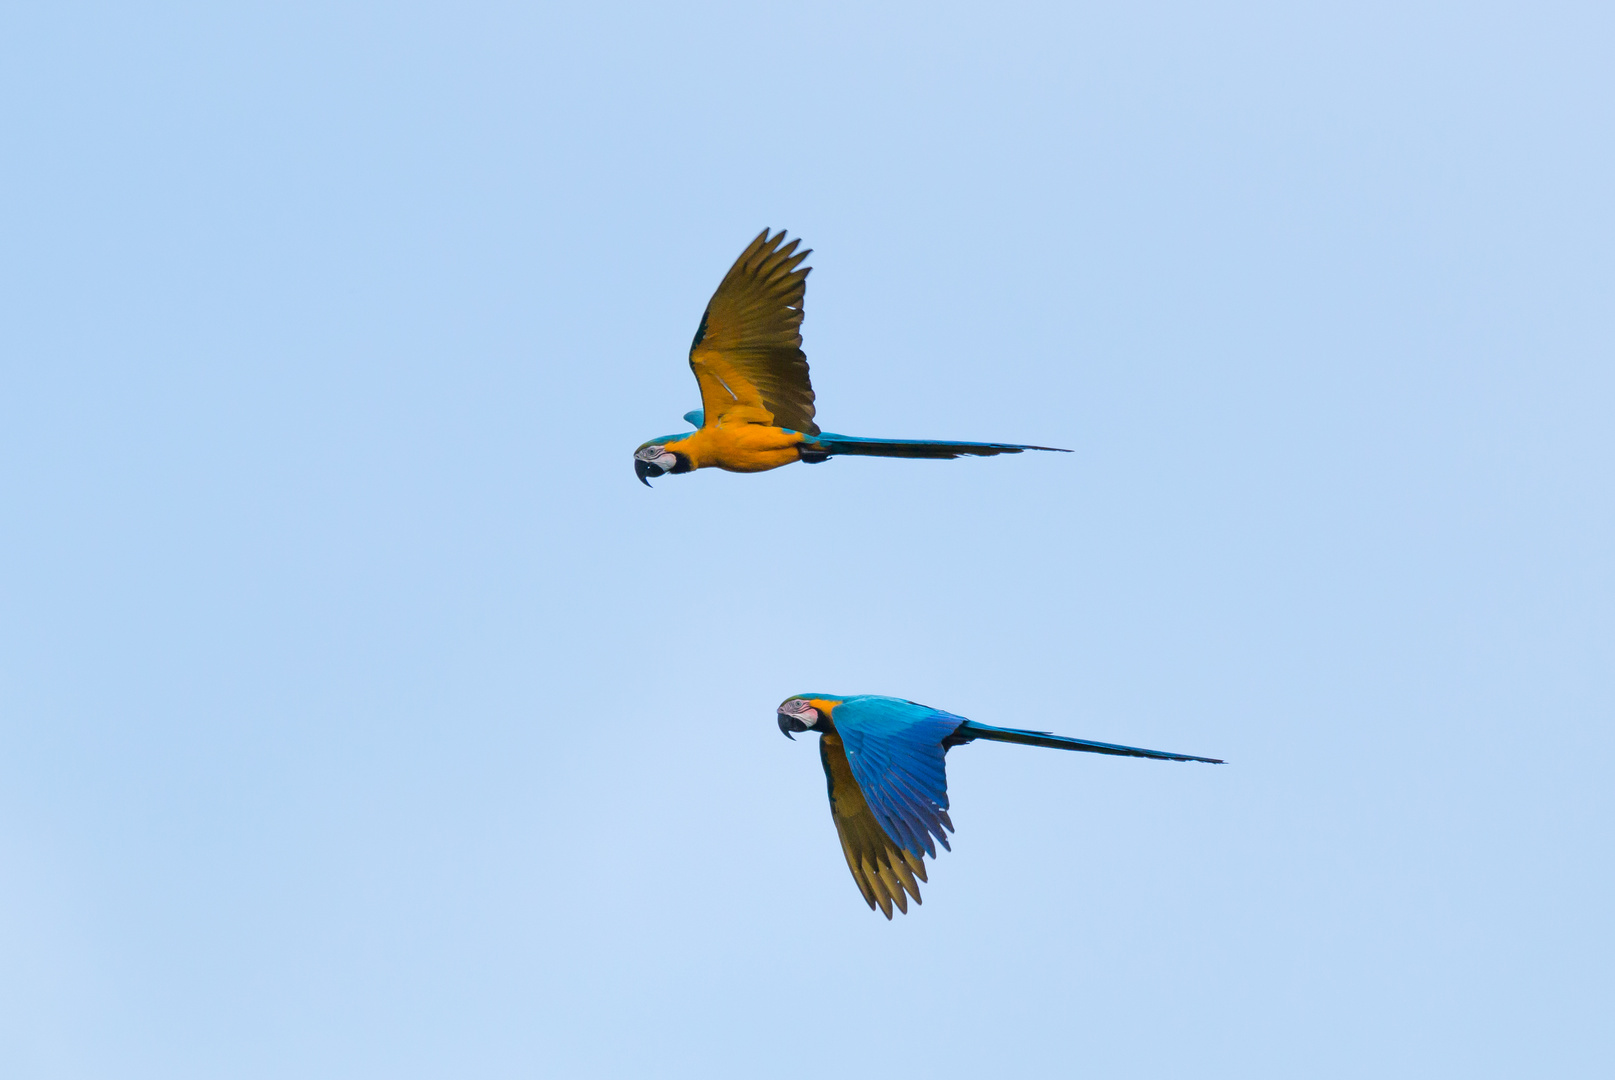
[633, 229, 1069, 484]
[777, 693, 1223, 918]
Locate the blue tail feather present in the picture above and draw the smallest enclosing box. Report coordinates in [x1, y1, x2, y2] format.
[948, 721, 1223, 764]
[801, 432, 1070, 461]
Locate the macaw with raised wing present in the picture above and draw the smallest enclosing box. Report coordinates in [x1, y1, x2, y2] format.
[777, 693, 1223, 918]
[633, 229, 1069, 485]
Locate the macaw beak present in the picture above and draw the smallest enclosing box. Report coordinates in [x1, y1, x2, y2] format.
[635, 458, 659, 487]
[777, 713, 798, 740]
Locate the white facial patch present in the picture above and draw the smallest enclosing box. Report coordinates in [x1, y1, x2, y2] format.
[635, 446, 677, 470]
[779, 700, 819, 729]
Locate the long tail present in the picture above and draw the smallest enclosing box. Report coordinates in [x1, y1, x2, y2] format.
[947, 720, 1224, 764]
[800, 432, 1070, 462]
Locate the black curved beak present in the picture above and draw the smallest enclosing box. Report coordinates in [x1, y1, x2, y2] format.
[777, 713, 798, 740]
[635, 458, 659, 487]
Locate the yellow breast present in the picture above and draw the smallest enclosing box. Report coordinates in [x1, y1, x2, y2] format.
[669, 424, 807, 474]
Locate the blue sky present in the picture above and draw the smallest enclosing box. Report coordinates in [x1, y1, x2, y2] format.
[2, 2, 1611, 1077]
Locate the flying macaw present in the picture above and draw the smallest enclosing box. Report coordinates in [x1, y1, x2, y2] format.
[777, 693, 1223, 918]
[633, 229, 1069, 485]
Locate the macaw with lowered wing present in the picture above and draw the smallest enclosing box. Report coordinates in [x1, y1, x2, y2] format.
[777, 693, 1223, 918]
[633, 229, 1068, 485]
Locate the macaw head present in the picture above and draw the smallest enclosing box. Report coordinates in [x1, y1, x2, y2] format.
[777, 695, 843, 739]
[633, 437, 691, 487]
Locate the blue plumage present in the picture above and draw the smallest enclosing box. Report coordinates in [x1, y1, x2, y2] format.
[777, 693, 1223, 917]
[831, 696, 962, 859]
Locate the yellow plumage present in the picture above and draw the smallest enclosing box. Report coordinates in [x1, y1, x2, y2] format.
[689, 228, 818, 435]
[635, 228, 1065, 482]
[654, 229, 819, 473]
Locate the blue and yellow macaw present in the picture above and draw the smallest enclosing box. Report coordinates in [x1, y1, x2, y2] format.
[777, 694, 1223, 917]
[633, 229, 1069, 485]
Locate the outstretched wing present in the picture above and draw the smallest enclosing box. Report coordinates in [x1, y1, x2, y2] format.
[829, 696, 962, 860]
[688, 229, 819, 434]
[820, 732, 930, 918]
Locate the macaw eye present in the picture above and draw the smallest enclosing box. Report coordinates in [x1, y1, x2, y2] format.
[637, 447, 676, 468]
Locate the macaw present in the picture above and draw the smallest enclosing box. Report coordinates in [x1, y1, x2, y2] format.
[633, 229, 1069, 485]
[777, 693, 1223, 918]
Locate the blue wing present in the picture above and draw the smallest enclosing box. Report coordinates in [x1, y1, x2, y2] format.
[830, 696, 965, 858]
[819, 733, 929, 918]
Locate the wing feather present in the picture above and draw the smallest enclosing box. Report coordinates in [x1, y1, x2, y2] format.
[688, 229, 819, 434]
[831, 697, 962, 861]
[819, 733, 925, 919]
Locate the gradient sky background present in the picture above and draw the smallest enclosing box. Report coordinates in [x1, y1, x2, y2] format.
[3, 2, 1612, 1077]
